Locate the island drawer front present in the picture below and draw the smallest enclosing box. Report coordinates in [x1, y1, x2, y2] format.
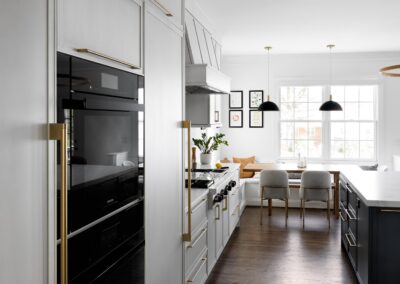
[186, 249, 208, 284]
[229, 188, 240, 215]
[185, 222, 208, 273]
[187, 197, 208, 233]
[340, 180, 348, 205]
[229, 204, 240, 235]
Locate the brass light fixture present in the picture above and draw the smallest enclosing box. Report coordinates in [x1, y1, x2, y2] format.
[320, 44, 343, 111]
[258, 46, 280, 111]
[380, 65, 400, 77]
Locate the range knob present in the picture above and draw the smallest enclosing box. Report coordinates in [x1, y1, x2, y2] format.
[213, 194, 223, 203]
[220, 188, 228, 196]
[225, 184, 232, 191]
[229, 180, 237, 188]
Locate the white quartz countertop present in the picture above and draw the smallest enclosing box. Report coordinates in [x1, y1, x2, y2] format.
[342, 169, 400, 207]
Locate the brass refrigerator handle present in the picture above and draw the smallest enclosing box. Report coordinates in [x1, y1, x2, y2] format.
[75, 48, 140, 69]
[49, 123, 68, 284]
[182, 120, 192, 242]
[153, 0, 173, 16]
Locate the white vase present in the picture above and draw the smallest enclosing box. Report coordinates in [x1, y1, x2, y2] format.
[200, 153, 212, 165]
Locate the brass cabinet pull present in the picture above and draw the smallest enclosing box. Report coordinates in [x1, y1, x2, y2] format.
[182, 120, 192, 242]
[191, 198, 206, 213]
[222, 196, 228, 211]
[380, 65, 400, 77]
[345, 208, 357, 220]
[339, 210, 347, 222]
[380, 209, 400, 213]
[187, 257, 207, 283]
[75, 48, 140, 69]
[345, 233, 357, 247]
[49, 124, 68, 284]
[187, 227, 207, 249]
[215, 204, 220, 220]
[153, 0, 173, 17]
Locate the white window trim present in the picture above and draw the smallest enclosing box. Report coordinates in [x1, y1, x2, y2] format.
[277, 81, 380, 164]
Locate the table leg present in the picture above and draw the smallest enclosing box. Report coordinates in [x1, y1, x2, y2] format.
[334, 173, 339, 219]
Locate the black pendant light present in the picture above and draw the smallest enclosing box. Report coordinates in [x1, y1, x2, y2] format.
[320, 44, 343, 111]
[258, 46, 280, 111]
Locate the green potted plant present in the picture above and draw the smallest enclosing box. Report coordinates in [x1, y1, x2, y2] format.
[192, 133, 229, 165]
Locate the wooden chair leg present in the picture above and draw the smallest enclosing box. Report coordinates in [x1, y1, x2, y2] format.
[268, 199, 272, 216]
[300, 199, 303, 219]
[327, 194, 331, 229]
[285, 199, 288, 227]
[302, 200, 305, 229]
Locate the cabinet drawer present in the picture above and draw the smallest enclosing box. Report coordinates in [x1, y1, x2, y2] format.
[186, 250, 208, 284]
[185, 223, 208, 273]
[229, 189, 240, 215]
[229, 204, 240, 235]
[187, 198, 207, 233]
[346, 229, 357, 269]
[340, 180, 347, 205]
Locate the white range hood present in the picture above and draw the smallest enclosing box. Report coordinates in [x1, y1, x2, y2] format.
[185, 10, 231, 95]
[186, 64, 231, 95]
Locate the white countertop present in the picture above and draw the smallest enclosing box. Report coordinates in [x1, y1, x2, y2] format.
[342, 169, 400, 207]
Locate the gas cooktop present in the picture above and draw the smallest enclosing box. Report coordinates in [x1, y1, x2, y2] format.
[185, 179, 214, 189]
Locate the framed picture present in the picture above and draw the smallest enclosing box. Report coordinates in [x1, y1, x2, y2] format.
[249, 90, 264, 109]
[229, 110, 243, 128]
[229, 90, 243, 108]
[249, 110, 263, 128]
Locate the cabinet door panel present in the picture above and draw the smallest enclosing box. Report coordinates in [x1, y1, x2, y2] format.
[145, 10, 183, 284]
[374, 209, 400, 283]
[59, 0, 142, 70]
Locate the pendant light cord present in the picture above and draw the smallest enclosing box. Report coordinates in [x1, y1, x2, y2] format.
[266, 47, 271, 101]
[328, 44, 334, 100]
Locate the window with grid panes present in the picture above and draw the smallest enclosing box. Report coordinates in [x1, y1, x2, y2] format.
[330, 85, 377, 160]
[280, 86, 323, 158]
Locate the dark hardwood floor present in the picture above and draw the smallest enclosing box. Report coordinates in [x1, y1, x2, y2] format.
[206, 207, 358, 284]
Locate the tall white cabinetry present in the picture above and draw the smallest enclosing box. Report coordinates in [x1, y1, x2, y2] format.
[58, 0, 143, 73]
[0, 1, 55, 283]
[144, 1, 184, 283]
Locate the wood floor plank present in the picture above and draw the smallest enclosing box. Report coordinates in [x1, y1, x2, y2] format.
[206, 207, 357, 284]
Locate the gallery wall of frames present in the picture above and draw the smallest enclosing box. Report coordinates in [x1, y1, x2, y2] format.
[229, 90, 264, 128]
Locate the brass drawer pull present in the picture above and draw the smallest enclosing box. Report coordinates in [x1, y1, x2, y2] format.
[345, 233, 357, 247]
[381, 209, 400, 213]
[187, 257, 207, 283]
[191, 198, 206, 213]
[215, 204, 220, 220]
[187, 227, 207, 249]
[75, 48, 140, 69]
[222, 196, 228, 211]
[345, 208, 357, 220]
[153, 0, 173, 17]
[339, 211, 347, 222]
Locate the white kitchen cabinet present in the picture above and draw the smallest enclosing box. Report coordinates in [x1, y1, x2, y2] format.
[207, 202, 224, 272]
[186, 95, 222, 127]
[58, 0, 143, 73]
[149, 0, 182, 28]
[0, 1, 55, 283]
[145, 4, 184, 284]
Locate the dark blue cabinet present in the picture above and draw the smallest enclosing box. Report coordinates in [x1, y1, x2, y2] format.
[340, 174, 400, 284]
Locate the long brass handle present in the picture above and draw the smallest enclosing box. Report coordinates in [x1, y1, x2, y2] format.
[345, 208, 357, 220]
[222, 196, 228, 211]
[49, 124, 68, 284]
[182, 120, 192, 242]
[75, 48, 140, 69]
[153, 0, 173, 16]
[215, 204, 220, 220]
[187, 257, 207, 283]
[381, 209, 400, 213]
[339, 211, 347, 222]
[187, 227, 207, 249]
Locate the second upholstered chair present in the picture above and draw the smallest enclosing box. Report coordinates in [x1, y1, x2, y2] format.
[300, 171, 332, 229]
[260, 170, 290, 226]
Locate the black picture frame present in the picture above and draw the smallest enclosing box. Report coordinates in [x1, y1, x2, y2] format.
[229, 110, 243, 128]
[249, 90, 264, 109]
[229, 90, 243, 109]
[249, 110, 264, 128]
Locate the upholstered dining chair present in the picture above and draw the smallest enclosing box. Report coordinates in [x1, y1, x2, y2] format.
[260, 170, 290, 226]
[300, 171, 331, 229]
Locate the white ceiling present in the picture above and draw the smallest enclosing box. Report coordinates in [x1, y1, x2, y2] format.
[195, 0, 400, 55]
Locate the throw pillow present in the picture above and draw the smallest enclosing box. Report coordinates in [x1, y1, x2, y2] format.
[233, 156, 256, 178]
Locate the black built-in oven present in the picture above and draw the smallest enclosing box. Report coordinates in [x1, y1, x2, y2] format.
[57, 53, 144, 283]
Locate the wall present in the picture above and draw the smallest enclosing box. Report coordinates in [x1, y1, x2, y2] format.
[219, 52, 400, 168]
